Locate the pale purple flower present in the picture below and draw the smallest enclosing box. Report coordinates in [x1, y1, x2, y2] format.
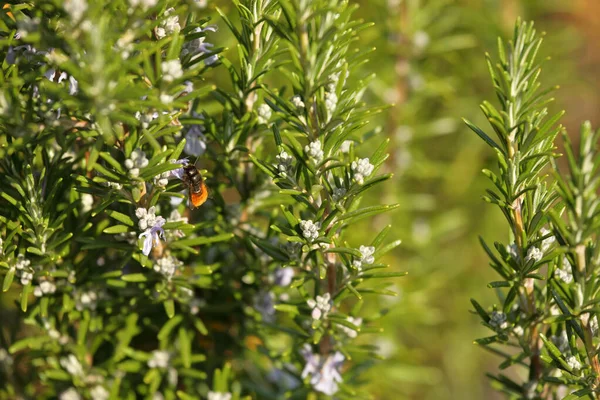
[45, 69, 79, 95]
[255, 291, 276, 322]
[184, 114, 207, 157]
[139, 216, 166, 256]
[489, 310, 508, 330]
[169, 158, 189, 180]
[301, 345, 344, 395]
[274, 267, 294, 287]
[181, 26, 218, 65]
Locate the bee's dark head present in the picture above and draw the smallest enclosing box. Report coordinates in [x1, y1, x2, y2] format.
[183, 164, 195, 172]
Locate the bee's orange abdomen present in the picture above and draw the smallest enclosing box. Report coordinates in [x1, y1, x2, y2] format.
[190, 182, 209, 208]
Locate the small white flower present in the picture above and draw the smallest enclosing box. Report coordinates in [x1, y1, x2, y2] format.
[526, 247, 543, 263]
[104, 181, 123, 190]
[81, 193, 94, 212]
[116, 30, 135, 59]
[20, 271, 33, 286]
[299, 220, 320, 242]
[168, 367, 178, 386]
[64, 0, 87, 22]
[90, 385, 109, 400]
[274, 267, 294, 287]
[156, 8, 180, 39]
[324, 91, 337, 115]
[129, 0, 158, 10]
[124, 149, 149, 177]
[135, 111, 159, 129]
[540, 228, 555, 251]
[153, 255, 182, 280]
[413, 31, 430, 50]
[59, 388, 81, 400]
[15, 254, 31, 270]
[34, 281, 57, 297]
[0, 238, 3, 254]
[153, 170, 171, 188]
[291, 95, 305, 109]
[351, 158, 374, 185]
[340, 316, 362, 338]
[513, 325, 524, 336]
[305, 140, 324, 162]
[207, 392, 232, 400]
[276, 150, 294, 177]
[556, 256, 573, 284]
[307, 293, 331, 321]
[257, 104, 272, 124]
[148, 350, 170, 369]
[48, 328, 61, 340]
[136, 206, 158, 231]
[353, 245, 375, 270]
[591, 316, 599, 336]
[339, 140, 352, 153]
[489, 311, 508, 330]
[160, 93, 174, 104]
[161, 59, 183, 83]
[76, 290, 98, 311]
[60, 354, 84, 377]
[566, 355, 581, 371]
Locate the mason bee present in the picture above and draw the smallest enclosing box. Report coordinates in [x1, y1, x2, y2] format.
[182, 164, 208, 208]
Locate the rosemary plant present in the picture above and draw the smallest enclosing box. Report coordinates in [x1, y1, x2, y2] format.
[465, 19, 565, 398]
[466, 18, 600, 399]
[0, 1, 401, 399]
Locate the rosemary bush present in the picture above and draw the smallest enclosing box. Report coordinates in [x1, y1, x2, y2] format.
[0, 1, 402, 399]
[467, 19, 600, 399]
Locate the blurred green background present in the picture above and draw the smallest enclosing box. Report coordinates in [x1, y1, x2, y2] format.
[207, 0, 600, 398]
